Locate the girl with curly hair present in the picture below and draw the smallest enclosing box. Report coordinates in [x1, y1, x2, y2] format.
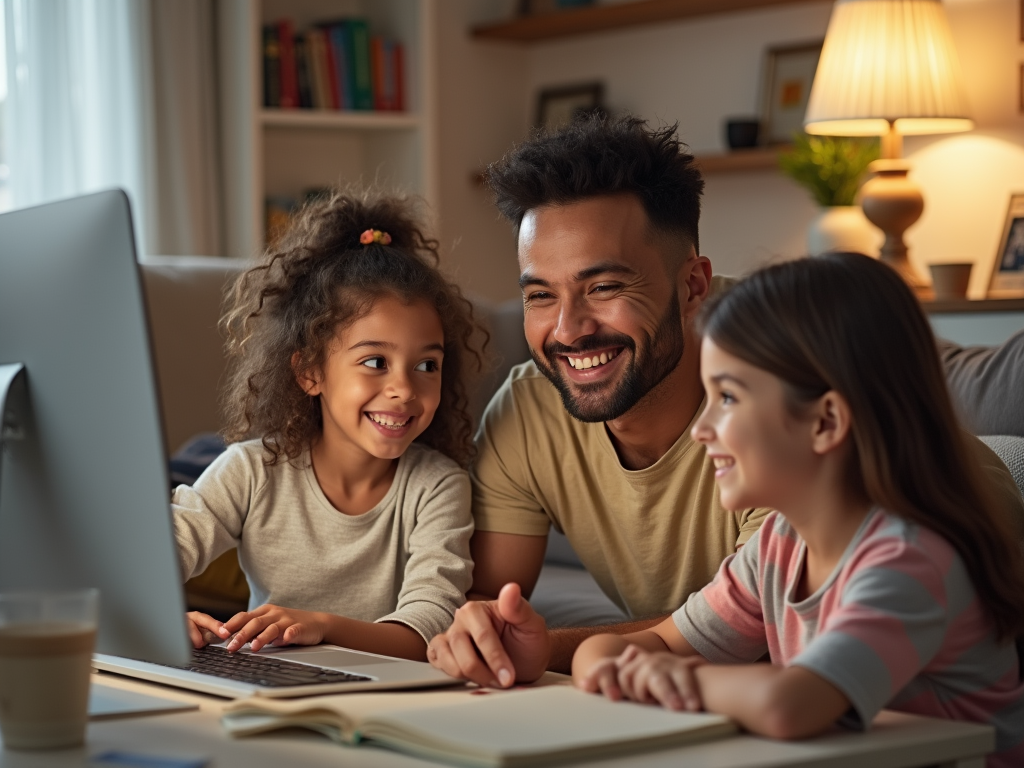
[172, 190, 484, 661]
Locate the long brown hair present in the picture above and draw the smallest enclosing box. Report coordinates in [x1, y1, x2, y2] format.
[220, 189, 485, 468]
[701, 252, 1024, 640]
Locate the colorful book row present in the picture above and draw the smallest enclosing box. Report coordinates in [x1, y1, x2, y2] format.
[263, 19, 405, 112]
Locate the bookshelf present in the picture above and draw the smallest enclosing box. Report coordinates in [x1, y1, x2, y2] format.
[471, 145, 788, 190]
[260, 109, 420, 130]
[471, 0, 824, 43]
[218, 0, 437, 260]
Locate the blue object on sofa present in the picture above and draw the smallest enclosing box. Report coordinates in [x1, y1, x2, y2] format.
[169, 432, 226, 489]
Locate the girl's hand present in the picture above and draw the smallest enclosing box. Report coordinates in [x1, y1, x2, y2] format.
[576, 655, 625, 702]
[615, 645, 707, 712]
[221, 604, 329, 652]
[186, 611, 231, 649]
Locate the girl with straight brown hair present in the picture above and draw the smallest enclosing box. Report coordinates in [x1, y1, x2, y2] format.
[573, 253, 1024, 766]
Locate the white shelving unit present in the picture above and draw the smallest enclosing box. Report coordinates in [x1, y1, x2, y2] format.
[218, 0, 438, 260]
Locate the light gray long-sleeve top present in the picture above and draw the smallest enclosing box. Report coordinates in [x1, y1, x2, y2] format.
[171, 440, 474, 643]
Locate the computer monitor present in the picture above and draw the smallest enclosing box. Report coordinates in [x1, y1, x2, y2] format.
[0, 190, 190, 666]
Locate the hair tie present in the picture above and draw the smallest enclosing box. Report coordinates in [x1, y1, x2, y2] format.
[359, 229, 392, 246]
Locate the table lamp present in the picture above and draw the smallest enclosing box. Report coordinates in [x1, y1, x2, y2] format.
[803, 0, 973, 290]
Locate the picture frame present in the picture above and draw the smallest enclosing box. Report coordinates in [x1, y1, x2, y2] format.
[987, 193, 1024, 298]
[1020, 63, 1024, 114]
[536, 82, 604, 132]
[759, 41, 823, 145]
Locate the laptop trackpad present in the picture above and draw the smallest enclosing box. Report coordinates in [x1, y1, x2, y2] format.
[281, 649, 395, 669]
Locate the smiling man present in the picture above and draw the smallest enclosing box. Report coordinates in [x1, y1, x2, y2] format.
[427, 116, 1024, 689]
[425, 116, 772, 686]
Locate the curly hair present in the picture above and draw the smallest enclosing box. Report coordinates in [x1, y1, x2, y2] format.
[487, 114, 705, 253]
[220, 189, 485, 468]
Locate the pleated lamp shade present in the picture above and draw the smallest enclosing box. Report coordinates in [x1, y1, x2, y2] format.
[804, 0, 973, 139]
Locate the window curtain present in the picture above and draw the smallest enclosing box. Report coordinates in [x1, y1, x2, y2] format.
[2, 0, 224, 256]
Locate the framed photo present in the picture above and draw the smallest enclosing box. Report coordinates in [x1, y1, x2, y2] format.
[760, 41, 823, 145]
[536, 82, 604, 131]
[987, 193, 1024, 298]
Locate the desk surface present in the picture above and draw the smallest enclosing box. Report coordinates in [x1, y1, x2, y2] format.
[0, 671, 994, 768]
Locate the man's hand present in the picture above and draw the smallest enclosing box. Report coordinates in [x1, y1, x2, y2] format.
[427, 583, 550, 687]
[185, 611, 231, 649]
[220, 604, 329, 652]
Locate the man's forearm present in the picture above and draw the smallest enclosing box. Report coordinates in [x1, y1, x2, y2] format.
[548, 616, 667, 673]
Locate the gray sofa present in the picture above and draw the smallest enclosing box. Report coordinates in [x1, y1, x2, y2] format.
[140, 256, 1024, 628]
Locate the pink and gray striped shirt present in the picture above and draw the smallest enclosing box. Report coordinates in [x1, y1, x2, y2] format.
[673, 508, 1024, 767]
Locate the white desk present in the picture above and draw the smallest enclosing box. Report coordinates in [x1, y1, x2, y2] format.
[0, 672, 994, 768]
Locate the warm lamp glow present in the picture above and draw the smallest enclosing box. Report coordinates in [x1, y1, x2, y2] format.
[805, 117, 973, 137]
[804, 0, 973, 142]
[802, 0, 974, 293]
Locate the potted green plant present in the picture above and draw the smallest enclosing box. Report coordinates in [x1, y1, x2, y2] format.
[779, 134, 881, 256]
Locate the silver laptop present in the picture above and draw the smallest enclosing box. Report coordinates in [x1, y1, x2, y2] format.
[0, 191, 459, 700]
[94, 643, 458, 699]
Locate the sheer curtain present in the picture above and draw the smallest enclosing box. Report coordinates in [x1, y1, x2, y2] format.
[2, 0, 224, 256]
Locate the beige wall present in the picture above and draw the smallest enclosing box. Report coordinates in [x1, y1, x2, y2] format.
[436, 0, 1024, 301]
[435, 0, 527, 303]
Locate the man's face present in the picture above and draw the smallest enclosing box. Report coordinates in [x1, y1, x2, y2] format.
[518, 194, 690, 423]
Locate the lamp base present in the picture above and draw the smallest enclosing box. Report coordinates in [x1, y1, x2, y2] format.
[859, 160, 928, 293]
[881, 251, 929, 294]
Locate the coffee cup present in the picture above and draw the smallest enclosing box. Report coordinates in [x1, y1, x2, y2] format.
[0, 589, 98, 750]
[929, 262, 973, 300]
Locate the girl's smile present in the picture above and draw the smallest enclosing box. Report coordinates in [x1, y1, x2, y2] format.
[691, 339, 818, 513]
[365, 410, 415, 437]
[300, 295, 445, 464]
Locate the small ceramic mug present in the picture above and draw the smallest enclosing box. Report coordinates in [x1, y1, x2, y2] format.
[929, 262, 973, 300]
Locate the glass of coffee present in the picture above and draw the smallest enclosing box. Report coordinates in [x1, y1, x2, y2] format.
[0, 589, 99, 750]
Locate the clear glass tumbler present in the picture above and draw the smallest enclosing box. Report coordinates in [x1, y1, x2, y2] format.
[0, 589, 99, 750]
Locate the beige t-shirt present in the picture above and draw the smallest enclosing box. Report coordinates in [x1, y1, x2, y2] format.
[472, 361, 771, 619]
[173, 441, 474, 643]
[472, 365, 1024, 623]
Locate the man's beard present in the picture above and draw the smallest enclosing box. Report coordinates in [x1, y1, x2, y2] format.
[531, 292, 685, 423]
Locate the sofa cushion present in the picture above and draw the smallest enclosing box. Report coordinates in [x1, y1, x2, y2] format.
[939, 331, 1024, 438]
[980, 436, 1024, 504]
[531, 564, 629, 628]
[141, 255, 243, 454]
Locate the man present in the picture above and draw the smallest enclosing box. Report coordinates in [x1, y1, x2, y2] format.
[426, 116, 1024, 688]
[427, 116, 769, 685]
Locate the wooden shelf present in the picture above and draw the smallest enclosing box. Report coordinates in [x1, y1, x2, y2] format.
[922, 297, 1024, 314]
[695, 145, 788, 173]
[471, 145, 788, 187]
[260, 109, 420, 131]
[472, 0, 823, 43]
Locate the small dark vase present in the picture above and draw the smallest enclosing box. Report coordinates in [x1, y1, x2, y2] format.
[725, 119, 760, 149]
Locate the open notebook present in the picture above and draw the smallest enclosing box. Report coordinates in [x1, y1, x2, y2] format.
[222, 683, 736, 767]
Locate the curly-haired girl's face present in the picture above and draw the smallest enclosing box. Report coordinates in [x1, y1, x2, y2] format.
[300, 296, 445, 463]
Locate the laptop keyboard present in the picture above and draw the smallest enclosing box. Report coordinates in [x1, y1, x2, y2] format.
[174, 644, 373, 688]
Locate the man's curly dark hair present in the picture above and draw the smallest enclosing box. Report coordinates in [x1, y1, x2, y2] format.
[220, 189, 485, 468]
[486, 114, 705, 253]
